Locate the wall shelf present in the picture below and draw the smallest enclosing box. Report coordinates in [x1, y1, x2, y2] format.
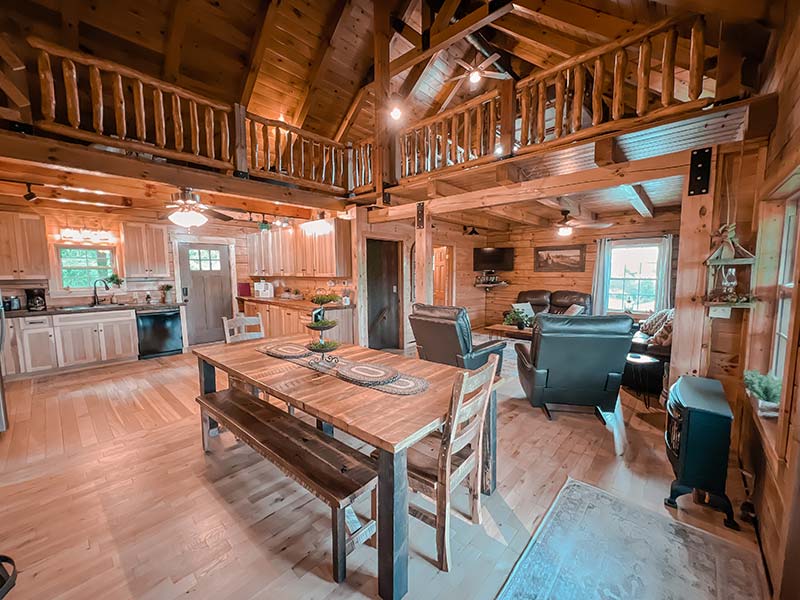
[475, 282, 508, 289]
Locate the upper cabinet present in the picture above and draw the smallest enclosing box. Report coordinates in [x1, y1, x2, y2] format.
[122, 222, 171, 278]
[0, 212, 49, 280]
[247, 219, 350, 278]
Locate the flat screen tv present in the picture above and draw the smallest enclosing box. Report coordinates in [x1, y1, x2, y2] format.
[474, 247, 514, 271]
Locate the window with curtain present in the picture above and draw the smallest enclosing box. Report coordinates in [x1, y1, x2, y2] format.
[772, 200, 797, 378]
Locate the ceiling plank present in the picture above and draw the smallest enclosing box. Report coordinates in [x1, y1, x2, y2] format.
[369, 150, 690, 222]
[490, 14, 590, 59]
[293, 0, 351, 127]
[240, 0, 279, 108]
[59, 0, 81, 50]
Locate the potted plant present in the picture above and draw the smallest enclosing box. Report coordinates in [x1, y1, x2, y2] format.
[744, 370, 782, 418]
[311, 293, 341, 306]
[158, 284, 174, 304]
[504, 308, 530, 330]
[105, 273, 124, 287]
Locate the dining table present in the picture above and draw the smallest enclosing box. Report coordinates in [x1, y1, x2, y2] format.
[192, 335, 499, 600]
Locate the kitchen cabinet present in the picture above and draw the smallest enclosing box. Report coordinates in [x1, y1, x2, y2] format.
[54, 322, 102, 367]
[1, 317, 23, 376]
[21, 326, 58, 373]
[53, 311, 139, 367]
[312, 219, 351, 277]
[0, 212, 49, 280]
[247, 232, 266, 276]
[99, 317, 139, 360]
[122, 222, 171, 278]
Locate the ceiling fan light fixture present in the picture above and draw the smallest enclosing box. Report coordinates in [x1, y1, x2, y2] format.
[469, 70, 482, 84]
[169, 208, 208, 228]
[557, 225, 573, 237]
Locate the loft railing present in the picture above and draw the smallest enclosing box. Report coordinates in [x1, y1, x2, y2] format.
[363, 13, 715, 185]
[242, 111, 348, 192]
[351, 137, 374, 192]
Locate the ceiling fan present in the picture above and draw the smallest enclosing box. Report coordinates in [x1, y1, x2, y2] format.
[555, 210, 613, 237]
[447, 53, 506, 84]
[163, 187, 233, 227]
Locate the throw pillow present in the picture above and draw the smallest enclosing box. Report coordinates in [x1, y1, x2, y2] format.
[641, 309, 669, 334]
[650, 310, 675, 347]
[563, 304, 585, 316]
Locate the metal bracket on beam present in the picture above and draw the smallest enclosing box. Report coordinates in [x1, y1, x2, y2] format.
[233, 170, 250, 180]
[416, 202, 426, 229]
[687, 147, 712, 196]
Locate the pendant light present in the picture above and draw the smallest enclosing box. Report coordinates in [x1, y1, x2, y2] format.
[167, 188, 209, 228]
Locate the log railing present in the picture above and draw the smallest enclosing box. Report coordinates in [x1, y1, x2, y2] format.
[396, 90, 500, 179]
[28, 36, 233, 170]
[244, 112, 348, 191]
[351, 137, 373, 191]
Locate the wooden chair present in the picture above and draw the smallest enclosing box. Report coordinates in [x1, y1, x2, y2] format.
[373, 354, 499, 571]
[222, 312, 264, 343]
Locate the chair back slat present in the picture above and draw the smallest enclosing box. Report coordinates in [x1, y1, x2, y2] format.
[223, 313, 264, 344]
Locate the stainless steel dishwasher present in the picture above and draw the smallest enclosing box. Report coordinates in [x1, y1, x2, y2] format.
[136, 307, 183, 359]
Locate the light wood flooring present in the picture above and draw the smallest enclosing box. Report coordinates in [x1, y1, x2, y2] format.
[0, 348, 764, 599]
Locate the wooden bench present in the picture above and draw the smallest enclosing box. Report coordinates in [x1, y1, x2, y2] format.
[196, 388, 378, 583]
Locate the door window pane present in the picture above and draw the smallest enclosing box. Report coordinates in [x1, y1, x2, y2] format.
[189, 247, 222, 271]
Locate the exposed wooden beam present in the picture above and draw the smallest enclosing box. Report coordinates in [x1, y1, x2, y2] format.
[334, 85, 369, 142]
[593, 138, 654, 217]
[483, 204, 550, 226]
[654, 0, 780, 26]
[162, 0, 189, 82]
[294, 0, 350, 127]
[490, 13, 590, 59]
[240, 0, 279, 107]
[512, 0, 637, 45]
[435, 210, 512, 231]
[373, 0, 392, 199]
[489, 31, 563, 69]
[369, 150, 690, 222]
[59, 0, 81, 50]
[626, 184, 655, 218]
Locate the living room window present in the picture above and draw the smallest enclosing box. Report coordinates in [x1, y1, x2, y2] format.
[606, 239, 663, 313]
[771, 200, 797, 378]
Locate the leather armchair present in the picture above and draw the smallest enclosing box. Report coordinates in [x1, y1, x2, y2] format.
[516, 290, 551, 314]
[515, 313, 633, 418]
[549, 290, 592, 314]
[410, 303, 505, 374]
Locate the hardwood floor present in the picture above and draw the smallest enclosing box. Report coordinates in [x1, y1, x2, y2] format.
[0, 349, 763, 599]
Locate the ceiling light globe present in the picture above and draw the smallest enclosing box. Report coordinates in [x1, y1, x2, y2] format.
[557, 225, 573, 237]
[169, 209, 208, 228]
[390, 106, 402, 121]
[469, 70, 482, 84]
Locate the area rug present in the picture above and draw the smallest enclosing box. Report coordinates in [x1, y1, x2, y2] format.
[497, 479, 766, 600]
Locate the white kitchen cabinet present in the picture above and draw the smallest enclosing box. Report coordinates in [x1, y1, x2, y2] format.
[0, 212, 49, 280]
[122, 222, 171, 278]
[21, 327, 58, 373]
[1, 317, 23, 376]
[99, 317, 139, 361]
[54, 322, 103, 367]
[53, 310, 138, 367]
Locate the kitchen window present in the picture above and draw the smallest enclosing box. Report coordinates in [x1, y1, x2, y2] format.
[58, 246, 116, 289]
[772, 200, 797, 378]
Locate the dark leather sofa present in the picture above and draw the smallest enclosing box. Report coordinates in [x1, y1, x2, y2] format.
[509, 289, 593, 316]
[515, 313, 633, 418]
[409, 303, 506, 374]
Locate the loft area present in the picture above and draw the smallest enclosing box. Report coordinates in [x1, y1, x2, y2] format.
[0, 2, 798, 600]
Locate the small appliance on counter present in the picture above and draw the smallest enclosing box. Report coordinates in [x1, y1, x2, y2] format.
[24, 288, 46, 312]
[2, 296, 20, 311]
[254, 281, 274, 298]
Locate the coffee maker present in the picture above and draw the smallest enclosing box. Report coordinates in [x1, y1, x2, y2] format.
[24, 288, 46, 312]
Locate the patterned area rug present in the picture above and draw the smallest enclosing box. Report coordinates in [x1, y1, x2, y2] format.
[497, 479, 766, 600]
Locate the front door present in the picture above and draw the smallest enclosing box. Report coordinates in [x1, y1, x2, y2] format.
[366, 239, 401, 349]
[178, 243, 233, 345]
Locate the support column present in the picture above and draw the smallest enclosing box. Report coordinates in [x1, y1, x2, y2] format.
[414, 202, 433, 305]
[351, 205, 370, 347]
[373, 1, 391, 202]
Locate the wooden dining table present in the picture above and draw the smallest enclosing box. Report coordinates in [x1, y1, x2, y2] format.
[192, 336, 499, 600]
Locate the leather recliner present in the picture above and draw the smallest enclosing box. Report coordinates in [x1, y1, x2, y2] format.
[410, 303, 506, 374]
[506, 290, 593, 317]
[515, 313, 633, 418]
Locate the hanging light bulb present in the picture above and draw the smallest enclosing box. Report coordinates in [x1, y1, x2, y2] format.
[469, 70, 482, 84]
[390, 106, 402, 121]
[169, 208, 208, 228]
[557, 225, 573, 237]
[389, 94, 403, 121]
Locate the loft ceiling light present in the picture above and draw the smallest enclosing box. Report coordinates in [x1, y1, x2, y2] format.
[166, 187, 209, 228]
[23, 183, 37, 202]
[389, 94, 403, 121]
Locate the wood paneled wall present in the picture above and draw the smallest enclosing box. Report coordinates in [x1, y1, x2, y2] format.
[483, 209, 681, 324]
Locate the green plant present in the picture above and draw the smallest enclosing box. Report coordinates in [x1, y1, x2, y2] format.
[158, 284, 174, 292]
[744, 370, 782, 404]
[308, 340, 339, 352]
[307, 319, 338, 329]
[503, 308, 529, 327]
[293, 289, 301, 295]
[105, 273, 124, 287]
[311, 293, 341, 305]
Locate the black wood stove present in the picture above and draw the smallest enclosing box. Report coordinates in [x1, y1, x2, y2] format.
[664, 375, 738, 529]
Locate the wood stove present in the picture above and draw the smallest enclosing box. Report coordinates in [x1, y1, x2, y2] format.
[664, 376, 738, 529]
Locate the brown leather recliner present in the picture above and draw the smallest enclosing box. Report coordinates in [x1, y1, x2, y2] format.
[505, 290, 593, 317]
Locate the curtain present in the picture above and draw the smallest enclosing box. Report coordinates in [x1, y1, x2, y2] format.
[655, 234, 674, 311]
[592, 238, 611, 315]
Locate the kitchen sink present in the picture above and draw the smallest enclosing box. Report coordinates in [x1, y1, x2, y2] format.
[59, 303, 127, 311]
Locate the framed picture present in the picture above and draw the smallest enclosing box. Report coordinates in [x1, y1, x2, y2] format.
[534, 244, 586, 272]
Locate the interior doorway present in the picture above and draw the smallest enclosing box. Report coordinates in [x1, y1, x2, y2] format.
[366, 239, 401, 350]
[177, 243, 233, 345]
[433, 245, 455, 306]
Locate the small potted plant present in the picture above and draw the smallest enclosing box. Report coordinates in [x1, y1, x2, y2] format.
[311, 292, 341, 306]
[105, 273, 124, 287]
[744, 370, 782, 418]
[504, 308, 530, 330]
[159, 284, 174, 304]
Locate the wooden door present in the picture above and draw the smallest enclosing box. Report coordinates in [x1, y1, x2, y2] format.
[21, 328, 58, 372]
[16, 214, 49, 279]
[1, 318, 22, 376]
[122, 222, 149, 278]
[0, 212, 18, 278]
[55, 323, 102, 367]
[146, 224, 171, 278]
[433, 245, 454, 306]
[178, 243, 233, 345]
[99, 318, 138, 360]
[366, 239, 401, 349]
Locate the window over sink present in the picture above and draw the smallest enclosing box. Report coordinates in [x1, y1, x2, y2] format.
[58, 246, 116, 289]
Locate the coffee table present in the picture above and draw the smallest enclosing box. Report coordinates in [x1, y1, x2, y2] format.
[486, 323, 533, 340]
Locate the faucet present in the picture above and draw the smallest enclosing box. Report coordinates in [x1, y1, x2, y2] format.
[91, 279, 110, 307]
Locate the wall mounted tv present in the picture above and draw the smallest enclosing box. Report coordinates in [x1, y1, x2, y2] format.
[474, 247, 514, 271]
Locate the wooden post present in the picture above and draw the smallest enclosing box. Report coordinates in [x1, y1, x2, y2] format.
[204, 106, 215, 159]
[153, 89, 166, 148]
[62, 59, 79, 128]
[637, 38, 652, 116]
[377, 448, 409, 600]
[415, 202, 434, 305]
[219, 111, 230, 163]
[715, 21, 744, 102]
[499, 78, 514, 157]
[592, 56, 604, 127]
[571, 64, 585, 133]
[89, 66, 103, 134]
[189, 100, 200, 155]
[37, 51, 55, 122]
[688, 16, 705, 101]
[350, 205, 369, 346]
[612, 48, 627, 120]
[520, 89, 530, 146]
[171, 93, 183, 151]
[661, 28, 677, 107]
[232, 103, 248, 173]
[112, 73, 126, 139]
[554, 71, 565, 138]
[536, 81, 546, 143]
[249, 118, 259, 169]
[133, 79, 146, 141]
[373, 1, 391, 200]
[346, 141, 354, 192]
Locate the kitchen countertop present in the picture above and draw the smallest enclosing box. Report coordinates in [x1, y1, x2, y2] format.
[237, 296, 355, 310]
[5, 303, 184, 318]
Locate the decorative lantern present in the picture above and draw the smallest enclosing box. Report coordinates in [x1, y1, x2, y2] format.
[705, 224, 755, 306]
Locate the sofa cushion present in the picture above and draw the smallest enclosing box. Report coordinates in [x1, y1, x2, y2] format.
[516, 290, 551, 313]
[550, 290, 592, 314]
[650, 312, 674, 347]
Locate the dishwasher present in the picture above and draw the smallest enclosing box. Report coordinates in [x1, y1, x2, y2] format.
[136, 307, 183, 359]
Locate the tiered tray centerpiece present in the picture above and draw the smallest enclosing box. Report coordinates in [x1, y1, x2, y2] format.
[305, 313, 340, 366]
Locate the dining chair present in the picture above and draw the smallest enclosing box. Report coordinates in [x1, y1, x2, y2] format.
[372, 354, 499, 572]
[222, 313, 264, 343]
